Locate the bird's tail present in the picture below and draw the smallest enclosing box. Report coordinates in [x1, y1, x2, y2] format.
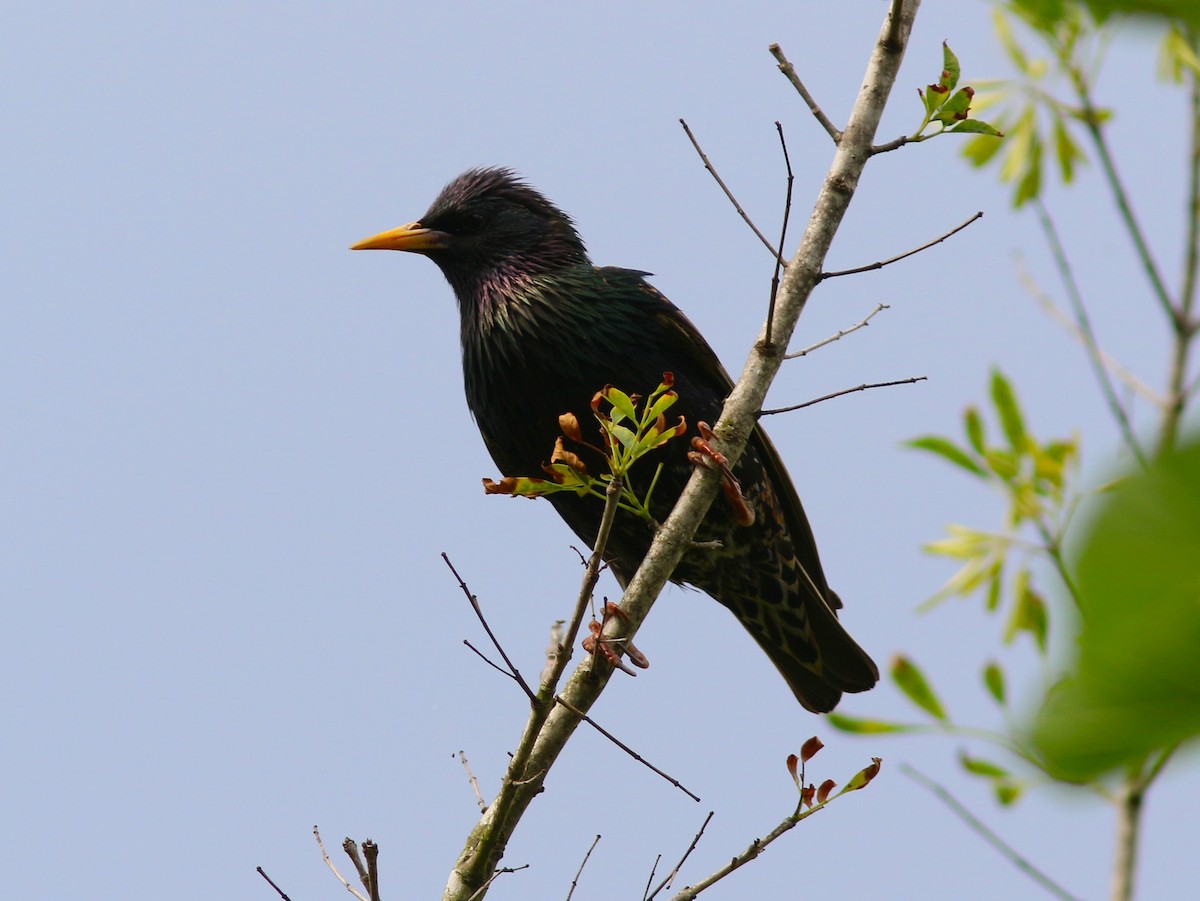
[728, 586, 879, 714]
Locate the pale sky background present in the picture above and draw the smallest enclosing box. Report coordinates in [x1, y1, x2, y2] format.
[5, 2, 1197, 899]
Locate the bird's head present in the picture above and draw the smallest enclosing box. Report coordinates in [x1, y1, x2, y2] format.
[351, 168, 590, 298]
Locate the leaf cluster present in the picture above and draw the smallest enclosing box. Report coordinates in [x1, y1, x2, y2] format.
[911, 42, 1005, 141]
[481, 374, 687, 521]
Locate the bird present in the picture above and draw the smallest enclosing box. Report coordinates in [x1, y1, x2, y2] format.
[351, 167, 878, 712]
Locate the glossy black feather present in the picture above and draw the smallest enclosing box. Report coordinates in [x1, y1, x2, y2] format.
[362, 168, 879, 711]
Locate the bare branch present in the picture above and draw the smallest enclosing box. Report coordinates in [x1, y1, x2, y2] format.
[768, 43, 841, 142]
[565, 835, 602, 901]
[554, 694, 701, 802]
[760, 376, 927, 416]
[645, 811, 715, 900]
[465, 865, 530, 901]
[555, 475, 623, 692]
[680, 118, 786, 267]
[765, 121, 796, 347]
[342, 839, 370, 893]
[443, 553, 536, 702]
[256, 867, 292, 901]
[315, 826, 369, 901]
[442, 4, 922, 895]
[821, 211, 983, 279]
[457, 750, 488, 813]
[363, 840, 381, 901]
[462, 639, 520, 682]
[784, 303, 889, 360]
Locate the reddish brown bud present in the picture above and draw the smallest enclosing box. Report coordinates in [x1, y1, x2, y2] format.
[816, 779, 837, 804]
[800, 736, 824, 763]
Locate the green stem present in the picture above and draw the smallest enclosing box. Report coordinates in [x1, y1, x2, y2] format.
[1160, 32, 1200, 455]
[902, 764, 1082, 901]
[1068, 64, 1177, 325]
[1033, 200, 1148, 469]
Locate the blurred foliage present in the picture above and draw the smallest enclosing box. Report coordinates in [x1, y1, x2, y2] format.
[833, 371, 1076, 807]
[961, 1, 1199, 206]
[1032, 441, 1200, 780]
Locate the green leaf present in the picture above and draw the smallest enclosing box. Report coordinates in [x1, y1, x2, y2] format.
[906, 435, 987, 477]
[603, 386, 638, 423]
[1083, 0, 1200, 30]
[644, 389, 678, 422]
[995, 781, 1023, 806]
[934, 87, 974, 124]
[958, 749, 1010, 779]
[989, 370, 1028, 452]
[826, 713, 916, 734]
[993, 7, 1032, 75]
[1159, 25, 1200, 83]
[964, 406, 986, 454]
[1030, 440, 1200, 780]
[1005, 580, 1048, 652]
[891, 655, 948, 721]
[947, 119, 1005, 136]
[962, 129, 1009, 166]
[941, 41, 961, 91]
[983, 448, 1019, 481]
[983, 660, 1007, 705]
[1052, 115, 1084, 183]
[607, 423, 637, 452]
[1013, 125, 1044, 206]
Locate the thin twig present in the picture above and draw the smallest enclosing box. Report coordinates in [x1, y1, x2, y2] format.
[256, 867, 293, 901]
[869, 133, 914, 154]
[765, 121, 796, 347]
[642, 856, 663, 901]
[443, 554, 537, 702]
[462, 639, 519, 681]
[900, 764, 1081, 901]
[457, 750, 488, 812]
[821, 211, 983, 279]
[784, 303, 889, 360]
[680, 118, 786, 266]
[557, 476, 624, 691]
[1033, 200, 1149, 469]
[465, 865, 530, 901]
[314, 826, 369, 901]
[554, 694, 701, 801]
[645, 811, 715, 900]
[768, 43, 841, 141]
[565, 835, 602, 901]
[760, 376, 926, 416]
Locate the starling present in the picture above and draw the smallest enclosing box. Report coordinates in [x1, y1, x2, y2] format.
[352, 167, 878, 712]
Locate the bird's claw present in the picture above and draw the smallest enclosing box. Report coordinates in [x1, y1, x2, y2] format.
[687, 422, 756, 526]
[582, 602, 650, 675]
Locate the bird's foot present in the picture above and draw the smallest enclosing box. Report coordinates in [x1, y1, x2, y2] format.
[688, 422, 756, 526]
[582, 602, 649, 675]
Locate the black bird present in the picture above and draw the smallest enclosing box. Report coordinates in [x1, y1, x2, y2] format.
[352, 167, 877, 712]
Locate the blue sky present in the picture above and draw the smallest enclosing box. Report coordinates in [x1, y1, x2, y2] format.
[5, 2, 1196, 899]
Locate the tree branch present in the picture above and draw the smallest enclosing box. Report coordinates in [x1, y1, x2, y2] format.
[441, 4, 921, 895]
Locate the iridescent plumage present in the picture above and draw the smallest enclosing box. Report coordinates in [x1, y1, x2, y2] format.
[353, 168, 878, 711]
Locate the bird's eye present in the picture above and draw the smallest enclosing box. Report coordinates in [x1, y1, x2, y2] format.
[458, 210, 487, 234]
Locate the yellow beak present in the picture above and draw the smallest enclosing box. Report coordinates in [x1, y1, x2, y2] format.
[350, 221, 446, 252]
